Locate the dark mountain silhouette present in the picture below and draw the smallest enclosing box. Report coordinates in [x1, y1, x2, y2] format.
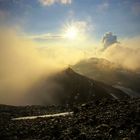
[28, 68, 129, 105]
[72, 57, 140, 97]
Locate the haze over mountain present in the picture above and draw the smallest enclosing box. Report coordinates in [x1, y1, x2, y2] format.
[27, 68, 129, 105]
[72, 57, 140, 97]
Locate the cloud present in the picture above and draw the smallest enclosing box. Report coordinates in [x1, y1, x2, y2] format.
[39, 0, 72, 6]
[102, 36, 140, 71]
[0, 27, 87, 105]
[0, 28, 50, 105]
[0, 27, 67, 105]
[102, 32, 118, 49]
[27, 20, 90, 41]
[27, 33, 64, 41]
[123, 36, 140, 49]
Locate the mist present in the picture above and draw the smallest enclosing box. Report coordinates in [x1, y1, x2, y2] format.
[0, 28, 49, 105]
[0, 26, 140, 105]
[0, 27, 86, 105]
[101, 36, 140, 71]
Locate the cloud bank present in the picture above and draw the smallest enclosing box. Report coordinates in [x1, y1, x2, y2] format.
[0, 28, 50, 105]
[102, 36, 140, 71]
[0, 27, 86, 105]
[27, 33, 64, 41]
[0, 27, 140, 105]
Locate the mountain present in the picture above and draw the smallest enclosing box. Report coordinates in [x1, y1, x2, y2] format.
[72, 57, 140, 97]
[28, 68, 129, 105]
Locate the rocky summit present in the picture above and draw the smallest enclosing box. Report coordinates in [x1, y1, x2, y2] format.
[0, 98, 140, 140]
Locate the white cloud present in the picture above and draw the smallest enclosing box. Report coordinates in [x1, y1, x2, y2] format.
[39, 0, 72, 6]
[102, 36, 140, 71]
[0, 27, 86, 105]
[102, 43, 140, 71]
[61, 0, 72, 4]
[27, 33, 64, 41]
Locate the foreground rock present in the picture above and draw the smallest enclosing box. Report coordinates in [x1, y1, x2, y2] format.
[0, 98, 140, 140]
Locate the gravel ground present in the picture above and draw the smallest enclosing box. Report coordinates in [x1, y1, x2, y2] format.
[0, 98, 140, 140]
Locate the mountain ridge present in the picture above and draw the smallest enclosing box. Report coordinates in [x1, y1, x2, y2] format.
[28, 67, 129, 105]
[72, 57, 140, 95]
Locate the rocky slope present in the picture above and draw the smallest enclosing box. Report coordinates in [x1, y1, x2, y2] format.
[28, 68, 128, 105]
[0, 98, 140, 140]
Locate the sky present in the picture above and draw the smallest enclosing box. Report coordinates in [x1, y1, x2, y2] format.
[0, 0, 140, 42]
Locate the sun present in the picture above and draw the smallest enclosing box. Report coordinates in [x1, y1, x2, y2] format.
[64, 25, 79, 40]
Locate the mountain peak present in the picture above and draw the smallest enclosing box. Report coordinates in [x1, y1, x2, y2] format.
[65, 67, 76, 75]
